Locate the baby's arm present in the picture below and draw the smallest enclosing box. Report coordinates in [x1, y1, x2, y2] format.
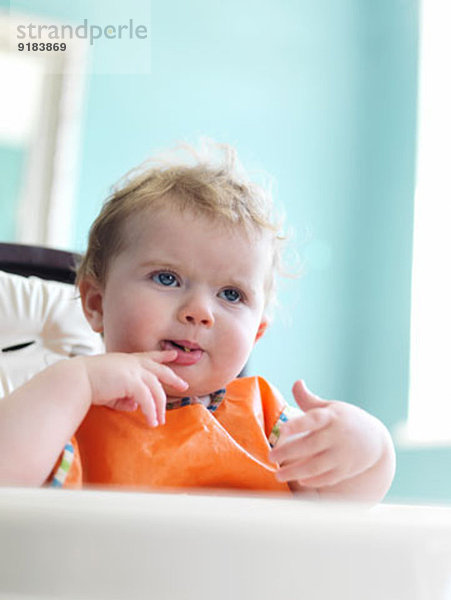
[0, 350, 187, 487]
[269, 381, 395, 503]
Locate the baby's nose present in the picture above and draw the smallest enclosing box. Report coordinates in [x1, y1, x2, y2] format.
[177, 297, 214, 328]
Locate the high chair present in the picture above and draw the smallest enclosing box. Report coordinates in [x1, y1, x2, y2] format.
[0, 242, 103, 397]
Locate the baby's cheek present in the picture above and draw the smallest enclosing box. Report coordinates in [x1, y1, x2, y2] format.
[227, 341, 254, 378]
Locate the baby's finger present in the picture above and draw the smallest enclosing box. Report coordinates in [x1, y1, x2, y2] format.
[133, 381, 159, 427]
[293, 468, 343, 489]
[292, 380, 329, 412]
[275, 450, 335, 483]
[279, 407, 332, 438]
[269, 429, 330, 465]
[112, 397, 139, 412]
[143, 350, 178, 363]
[141, 356, 188, 392]
[142, 372, 167, 426]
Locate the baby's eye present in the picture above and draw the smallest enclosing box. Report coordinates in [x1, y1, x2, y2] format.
[151, 271, 179, 287]
[219, 288, 243, 303]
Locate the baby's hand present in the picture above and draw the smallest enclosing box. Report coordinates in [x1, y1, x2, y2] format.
[76, 350, 188, 427]
[269, 380, 389, 491]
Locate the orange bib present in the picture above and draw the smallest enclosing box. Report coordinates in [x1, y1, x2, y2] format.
[59, 376, 291, 494]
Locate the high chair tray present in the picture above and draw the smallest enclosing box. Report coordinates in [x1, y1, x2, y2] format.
[1, 487, 450, 600]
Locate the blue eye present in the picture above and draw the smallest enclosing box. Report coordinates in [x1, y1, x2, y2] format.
[219, 288, 242, 303]
[152, 271, 179, 287]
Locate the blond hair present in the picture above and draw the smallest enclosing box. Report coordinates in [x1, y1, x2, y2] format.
[76, 141, 285, 306]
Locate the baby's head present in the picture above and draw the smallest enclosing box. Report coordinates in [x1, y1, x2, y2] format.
[77, 142, 285, 397]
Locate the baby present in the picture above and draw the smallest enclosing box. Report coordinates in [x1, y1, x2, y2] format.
[0, 143, 395, 501]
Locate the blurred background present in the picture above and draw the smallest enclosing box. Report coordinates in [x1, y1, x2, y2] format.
[2, 0, 450, 504]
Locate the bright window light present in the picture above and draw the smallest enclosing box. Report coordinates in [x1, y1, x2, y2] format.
[404, 1, 451, 444]
[0, 51, 44, 146]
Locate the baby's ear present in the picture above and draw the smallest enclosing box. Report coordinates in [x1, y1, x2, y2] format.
[255, 317, 269, 343]
[78, 277, 104, 333]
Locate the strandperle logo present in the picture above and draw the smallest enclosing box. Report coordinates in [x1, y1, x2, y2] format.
[16, 19, 149, 46]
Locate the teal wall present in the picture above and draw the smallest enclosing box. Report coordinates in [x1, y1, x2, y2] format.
[0, 145, 25, 241]
[4, 0, 443, 504]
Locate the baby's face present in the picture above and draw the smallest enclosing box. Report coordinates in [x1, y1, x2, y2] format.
[84, 208, 271, 398]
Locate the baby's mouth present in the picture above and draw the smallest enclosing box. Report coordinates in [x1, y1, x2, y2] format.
[169, 341, 192, 353]
[161, 340, 204, 365]
[164, 340, 202, 353]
